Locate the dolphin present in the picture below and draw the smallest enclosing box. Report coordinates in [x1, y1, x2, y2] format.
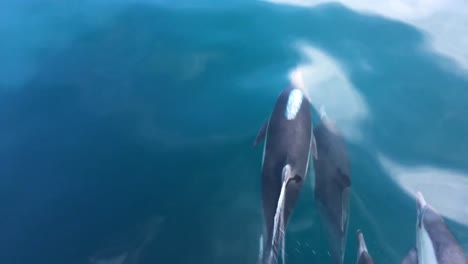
[254, 85, 317, 264]
[402, 191, 466, 264]
[313, 110, 351, 264]
[356, 230, 375, 264]
[88, 215, 163, 264]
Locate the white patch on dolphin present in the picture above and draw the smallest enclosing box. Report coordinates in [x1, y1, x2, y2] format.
[285, 89, 304, 120]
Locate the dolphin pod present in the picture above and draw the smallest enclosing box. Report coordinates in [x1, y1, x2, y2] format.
[254, 85, 467, 263]
[355, 192, 467, 264]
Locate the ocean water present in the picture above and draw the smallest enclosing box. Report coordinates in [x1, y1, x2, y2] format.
[1, 1, 468, 264]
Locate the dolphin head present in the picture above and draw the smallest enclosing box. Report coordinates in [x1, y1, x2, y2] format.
[356, 230, 375, 264]
[416, 192, 440, 230]
[416, 191, 427, 229]
[415, 191, 467, 264]
[357, 230, 368, 257]
[415, 191, 438, 264]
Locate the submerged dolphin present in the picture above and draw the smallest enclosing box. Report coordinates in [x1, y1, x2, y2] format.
[402, 192, 466, 264]
[254, 85, 317, 264]
[356, 230, 375, 264]
[88, 215, 164, 264]
[313, 111, 351, 264]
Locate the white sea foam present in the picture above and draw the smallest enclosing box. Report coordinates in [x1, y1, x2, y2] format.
[379, 154, 468, 227]
[289, 43, 369, 142]
[264, 0, 468, 72]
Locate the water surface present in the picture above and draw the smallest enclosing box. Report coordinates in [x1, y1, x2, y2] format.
[1, 1, 468, 263]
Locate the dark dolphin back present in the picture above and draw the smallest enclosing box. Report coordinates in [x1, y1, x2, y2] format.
[423, 207, 467, 264]
[261, 86, 312, 258]
[313, 117, 351, 264]
[313, 117, 351, 219]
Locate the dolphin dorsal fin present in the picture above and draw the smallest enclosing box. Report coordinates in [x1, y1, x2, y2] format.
[253, 119, 269, 147]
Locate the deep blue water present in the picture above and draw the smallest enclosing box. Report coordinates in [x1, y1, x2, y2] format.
[1, 1, 468, 264]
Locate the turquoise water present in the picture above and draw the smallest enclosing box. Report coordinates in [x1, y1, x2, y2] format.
[1, 1, 468, 263]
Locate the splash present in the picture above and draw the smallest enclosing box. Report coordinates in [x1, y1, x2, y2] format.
[290, 68, 306, 91]
[289, 43, 369, 142]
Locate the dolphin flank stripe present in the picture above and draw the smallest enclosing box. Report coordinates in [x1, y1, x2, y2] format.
[262, 119, 270, 168]
[269, 171, 289, 263]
